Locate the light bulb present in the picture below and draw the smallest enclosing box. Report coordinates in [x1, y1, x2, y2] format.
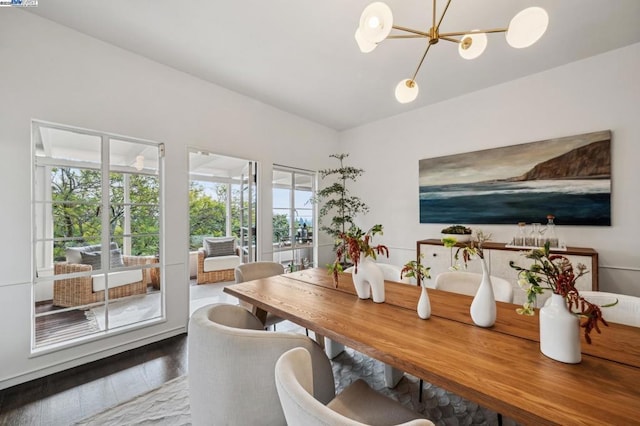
[368, 16, 380, 29]
[355, 28, 377, 53]
[506, 7, 549, 48]
[458, 31, 487, 60]
[358, 2, 393, 43]
[395, 79, 419, 103]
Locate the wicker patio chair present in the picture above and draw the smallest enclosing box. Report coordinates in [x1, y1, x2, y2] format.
[197, 249, 237, 284]
[53, 255, 149, 308]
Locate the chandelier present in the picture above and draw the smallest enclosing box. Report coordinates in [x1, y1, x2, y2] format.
[355, 1, 549, 103]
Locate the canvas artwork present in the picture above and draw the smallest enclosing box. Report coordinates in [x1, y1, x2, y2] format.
[419, 130, 611, 226]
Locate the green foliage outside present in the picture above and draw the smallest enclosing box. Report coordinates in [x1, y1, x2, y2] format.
[272, 213, 290, 244]
[52, 168, 290, 257]
[51, 167, 160, 260]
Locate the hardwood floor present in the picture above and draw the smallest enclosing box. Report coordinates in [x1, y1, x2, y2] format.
[0, 334, 187, 425]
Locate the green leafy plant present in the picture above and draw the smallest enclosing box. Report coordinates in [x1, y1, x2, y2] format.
[441, 225, 472, 235]
[401, 254, 431, 287]
[442, 229, 491, 268]
[313, 153, 369, 263]
[510, 242, 614, 343]
[329, 224, 389, 286]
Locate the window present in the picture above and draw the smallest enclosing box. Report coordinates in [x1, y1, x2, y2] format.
[272, 166, 316, 271]
[32, 121, 163, 350]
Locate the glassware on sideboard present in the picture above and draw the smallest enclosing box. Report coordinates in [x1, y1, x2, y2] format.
[513, 222, 527, 246]
[525, 223, 542, 246]
[543, 214, 559, 248]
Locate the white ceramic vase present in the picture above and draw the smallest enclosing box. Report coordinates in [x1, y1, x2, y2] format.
[469, 257, 496, 327]
[352, 257, 385, 303]
[539, 293, 582, 364]
[417, 284, 431, 319]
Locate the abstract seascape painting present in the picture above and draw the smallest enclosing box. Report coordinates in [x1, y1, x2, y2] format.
[419, 130, 611, 226]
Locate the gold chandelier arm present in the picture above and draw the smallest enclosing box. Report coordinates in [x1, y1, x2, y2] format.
[388, 35, 429, 39]
[411, 42, 433, 82]
[436, 0, 453, 30]
[432, 0, 437, 30]
[439, 28, 508, 37]
[439, 36, 461, 44]
[392, 25, 431, 38]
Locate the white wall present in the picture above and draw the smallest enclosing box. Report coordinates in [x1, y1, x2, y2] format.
[340, 43, 640, 297]
[0, 10, 338, 389]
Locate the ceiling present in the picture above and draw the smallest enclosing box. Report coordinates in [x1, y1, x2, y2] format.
[28, 0, 640, 130]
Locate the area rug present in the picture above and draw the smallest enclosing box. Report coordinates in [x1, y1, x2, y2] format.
[76, 347, 513, 426]
[86, 293, 161, 331]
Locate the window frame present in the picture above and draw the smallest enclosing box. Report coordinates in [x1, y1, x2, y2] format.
[272, 165, 317, 271]
[31, 120, 165, 354]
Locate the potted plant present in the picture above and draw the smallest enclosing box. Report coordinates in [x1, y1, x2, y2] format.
[510, 242, 613, 363]
[401, 254, 432, 319]
[313, 153, 370, 265]
[440, 224, 473, 242]
[441, 229, 491, 269]
[330, 224, 389, 302]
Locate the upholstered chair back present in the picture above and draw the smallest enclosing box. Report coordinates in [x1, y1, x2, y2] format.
[234, 261, 285, 283]
[275, 347, 433, 426]
[344, 263, 412, 284]
[435, 271, 514, 303]
[188, 303, 335, 426]
[544, 291, 640, 327]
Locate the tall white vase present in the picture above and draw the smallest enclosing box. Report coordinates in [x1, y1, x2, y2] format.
[539, 293, 582, 364]
[417, 285, 431, 319]
[469, 258, 496, 327]
[352, 257, 385, 303]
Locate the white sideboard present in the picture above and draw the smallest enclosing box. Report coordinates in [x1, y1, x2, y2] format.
[416, 239, 599, 306]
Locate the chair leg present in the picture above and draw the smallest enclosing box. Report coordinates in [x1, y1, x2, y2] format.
[498, 413, 503, 426]
[419, 379, 423, 402]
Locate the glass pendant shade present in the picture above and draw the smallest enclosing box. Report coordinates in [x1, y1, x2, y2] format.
[355, 28, 377, 53]
[358, 2, 393, 43]
[458, 31, 487, 60]
[135, 155, 144, 171]
[395, 79, 419, 103]
[506, 7, 549, 48]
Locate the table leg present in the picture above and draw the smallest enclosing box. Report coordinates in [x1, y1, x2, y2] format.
[252, 306, 268, 325]
[314, 332, 325, 350]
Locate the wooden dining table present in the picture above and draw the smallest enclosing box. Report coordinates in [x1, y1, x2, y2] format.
[223, 268, 640, 425]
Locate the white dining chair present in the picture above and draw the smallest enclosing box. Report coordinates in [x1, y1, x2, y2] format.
[275, 347, 434, 426]
[344, 262, 412, 284]
[434, 271, 514, 303]
[235, 261, 286, 330]
[188, 303, 335, 426]
[544, 291, 640, 327]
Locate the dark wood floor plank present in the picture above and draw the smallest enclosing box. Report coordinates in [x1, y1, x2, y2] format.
[39, 386, 82, 425]
[76, 378, 119, 420]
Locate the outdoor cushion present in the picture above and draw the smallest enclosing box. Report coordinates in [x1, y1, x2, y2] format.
[91, 269, 143, 292]
[66, 242, 118, 264]
[203, 237, 236, 258]
[203, 254, 240, 272]
[79, 249, 125, 269]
